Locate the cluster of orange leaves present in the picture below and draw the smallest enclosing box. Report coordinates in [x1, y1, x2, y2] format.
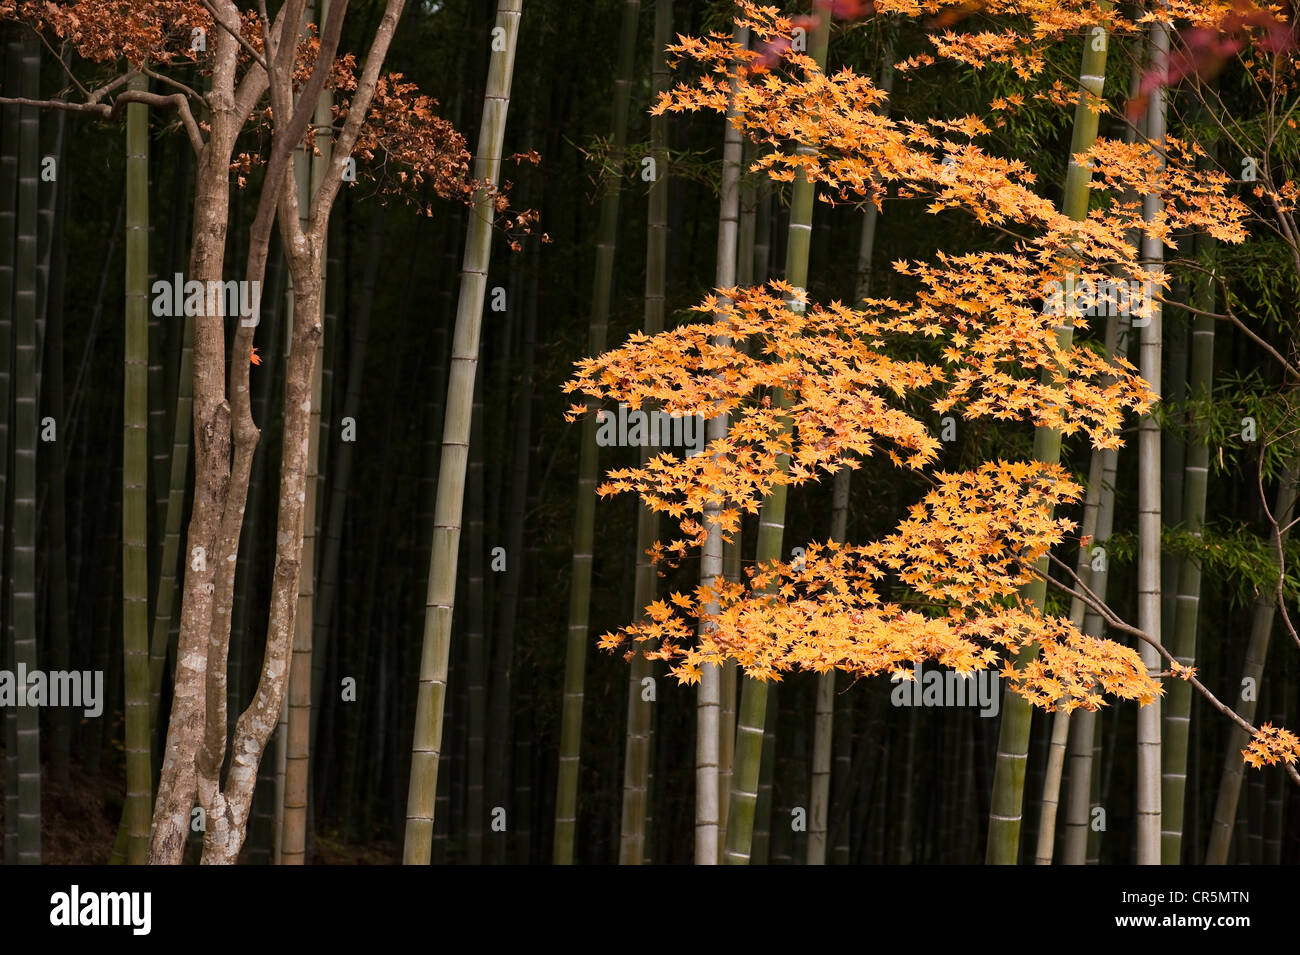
[0, 0, 211, 66]
[1244, 723, 1300, 768]
[603, 461, 1154, 712]
[871, 0, 1293, 85]
[563, 3, 1266, 721]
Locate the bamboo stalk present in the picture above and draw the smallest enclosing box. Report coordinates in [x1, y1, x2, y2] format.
[554, 0, 641, 865]
[1205, 463, 1299, 863]
[120, 75, 153, 865]
[725, 5, 830, 865]
[10, 33, 42, 865]
[619, 0, 672, 867]
[986, 7, 1112, 864]
[1134, 18, 1168, 865]
[0, 41, 19, 864]
[697, 15, 747, 866]
[1160, 229, 1216, 863]
[404, 0, 523, 864]
[808, 468, 850, 864]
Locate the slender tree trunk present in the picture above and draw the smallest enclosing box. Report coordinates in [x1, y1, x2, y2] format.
[986, 8, 1111, 863]
[554, 0, 640, 865]
[404, 0, 522, 864]
[283, 2, 336, 861]
[724, 0, 829, 868]
[148, 21, 247, 862]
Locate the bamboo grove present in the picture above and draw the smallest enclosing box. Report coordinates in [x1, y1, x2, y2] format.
[0, 0, 1297, 866]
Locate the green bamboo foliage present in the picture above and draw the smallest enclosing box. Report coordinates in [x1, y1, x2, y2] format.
[723, 3, 830, 867]
[554, 0, 640, 865]
[1160, 232, 1215, 863]
[121, 76, 152, 865]
[619, 0, 671, 866]
[404, 0, 522, 865]
[10, 34, 42, 865]
[1205, 462, 1299, 863]
[985, 9, 1111, 864]
[1135, 19, 1168, 865]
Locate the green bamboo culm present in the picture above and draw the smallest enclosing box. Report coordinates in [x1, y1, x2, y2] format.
[1160, 230, 1215, 864]
[1058, 313, 1126, 865]
[723, 4, 830, 866]
[404, 0, 523, 865]
[10, 33, 43, 865]
[696, 16, 748, 865]
[147, 318, 192, 724]
[985, 6, 1112, 865]
[0, 40, 21, 865]
[120, 75, 153, 865]
[619, 0, 671, 866]
[1204, 459, 1299, 863]
[808, 468, 850, 864]
[553, 0, 641, 866]
[1134, 18, 1169, 865]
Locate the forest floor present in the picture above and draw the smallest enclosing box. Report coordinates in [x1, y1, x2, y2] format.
[0, 738, 121, 863]
[0, 740, 398, 863]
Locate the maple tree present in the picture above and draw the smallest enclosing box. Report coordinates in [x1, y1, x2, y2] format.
[565, 1, 1300, 812]
[0, 0, 478, 863]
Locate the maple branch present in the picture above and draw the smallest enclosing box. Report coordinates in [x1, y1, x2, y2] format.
[36, 33, 93, 101]
[1255, 435, 1300, 653]
[199, 0, 268, 71]
[0, 90, 203, 154]
[1040, 554, 1300, 788]
[140, 65, 206, 105]
[1171, 266, 1300, 380]
[309, 0, 406, 230]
